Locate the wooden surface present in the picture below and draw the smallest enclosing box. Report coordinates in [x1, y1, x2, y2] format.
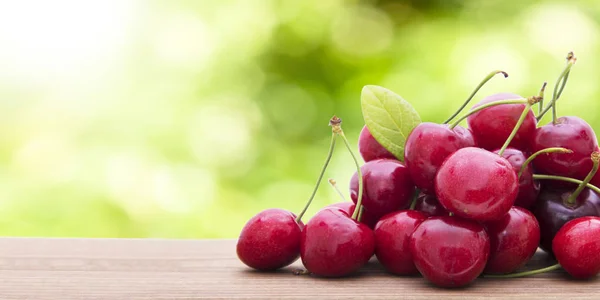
[0, 239, 596, 299]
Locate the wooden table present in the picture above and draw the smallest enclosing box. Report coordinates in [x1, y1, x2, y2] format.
[0, 238, 596, 299]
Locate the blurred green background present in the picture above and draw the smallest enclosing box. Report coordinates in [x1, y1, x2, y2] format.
[0, 0, 599, 238]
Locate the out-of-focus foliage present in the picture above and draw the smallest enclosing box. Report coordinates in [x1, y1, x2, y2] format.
[0, 0, 599, 238]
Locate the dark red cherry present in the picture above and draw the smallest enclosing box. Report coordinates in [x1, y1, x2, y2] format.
[492, 148, 540, 209]
[467, 93, 537, 151]
[410, 216, 490, 288]
[300, 207, 375, 277]
[404, 122, 475, 193]
[531, 116, 598, 181]
[484, 207, 540, 274]
[373, 210, 427, 275]
[534, 187, 600, 253]
[326, 202, 379, 229]
[237, 208, 303, 270]
[435, 147, 518, 221]
[358, 125, 396, 162]
[414, 193, 449, 217]
[350, 159, 415, 218]
[553, 216, 600, 279]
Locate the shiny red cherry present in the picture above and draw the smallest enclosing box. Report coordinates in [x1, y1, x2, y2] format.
[553, 216, 600, 279]
[358, 125, 396, 162]
[326, 201, 379, 229]
[414, 193, 449, 217]
[300, 207, 375, 277]
[237, 208, 303, 270]
[492, 148, 540, 209]
[404, 122, 474, 193]
[467, 93, 537, 151]
[350, 159, 415, 219]
[373, 210, 427, 275]
[410, 216, 490, 288]
[534, 187, 600, 253]
[531, 116, 598, 181]
[435, 147, 518, 221]
[484, 207, 540, 274]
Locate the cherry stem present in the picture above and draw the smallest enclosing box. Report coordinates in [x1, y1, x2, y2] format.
[295, 121, 338, 223]
[334, 122, 364, 221]
[497, 96, 541, 156]
[565, 152, 600, 206]
[484, 264, 561, 278]
[537, 82, 547, 117]
[328, 178, 348, 202]
[518, 147, 572, 178]
[448, 98, 528, 130]
[536, 52, 577, 122]
[357, 206, 364, 222]
[443, 70, 508, 124]
[409, 189, 420, 210]
[532, 174, 600, 195]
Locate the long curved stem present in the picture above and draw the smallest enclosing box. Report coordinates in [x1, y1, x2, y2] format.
[443, 70, 508, 124]
[484, 264, 561, 278]
[566, 152, 600, 206]
[448, 98, 527, 129]
[537, 52, 577, 122]
[497, 97, 540, 156]
[533, 174, 600, 195]
[337, 131, 364, 221]
[518, 147, 572, 178]
[295, 132, 337, 223]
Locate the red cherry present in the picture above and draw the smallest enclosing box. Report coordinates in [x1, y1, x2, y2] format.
[326, 202, 379, 229]
[484, 207, 540, 274]
[435, 147, 518, 221]
[300, 207, 375, 277]
[467, 93, 537, 151]
[414, 193, 449, 217]
[404, 122, 475, 193]
[410, 216, 490, 288]
[553, 216, 600, 279]
[237, 208, 303, 270]
[358, 125, 396, 162]
[492, 148, 540, 209]
[373, 210, 427, 275]
[350, 159, 415, 218]
[531, 116, 598, 181]
[534, 187, 600, 252]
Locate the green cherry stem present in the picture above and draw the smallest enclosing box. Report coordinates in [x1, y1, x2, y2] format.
[497, 96, 541, 156]
[357, 206, 365, 222]
[328, 178, 347, 202]
[295, 119, 338, 223]
[532, 174, 600, 195]
[518, 147, 572, 178]
[409, 188, 420, 210]
[537, 82, 547, 117]
[565, 152, 600, 206]
[443, 70, 508, 124]
[448, 98, 529, 130]
[484, 264, 562, 278]
[536, 52, 577, 122]
[332, 119, 364, 221]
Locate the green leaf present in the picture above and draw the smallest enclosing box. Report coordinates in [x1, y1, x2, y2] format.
[361, 85, 421, 162]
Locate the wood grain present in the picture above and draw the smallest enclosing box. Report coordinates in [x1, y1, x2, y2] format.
[0, 238, 596, 299]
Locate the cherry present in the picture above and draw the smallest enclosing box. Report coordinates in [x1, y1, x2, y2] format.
[349, 159, 415, 219]
[467, 93, 537, 151]
[237, 209, 303, 270]
[414, 193, 449, 217]
[300, 207, 375, 277]
[435, 147, 518, 221]
[410, 216, 490, 288]
[358, 125, 396, 162]
[327, 201, 379, 229]
[483, 207, 540, 274]
[373, 210, 427, 275]
[492, 148, 540, 209]
[553, 216, 600, 279]
[531, 116, 598, 181]
[404, 122, 475, 193]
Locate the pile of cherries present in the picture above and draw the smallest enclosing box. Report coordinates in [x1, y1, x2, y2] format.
[236, 52, 600, 287]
